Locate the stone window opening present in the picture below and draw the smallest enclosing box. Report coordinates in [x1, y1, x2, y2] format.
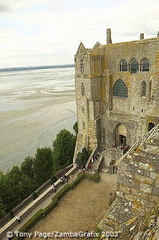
[148, 122, 155, 131]
[113, 79, 128, 98]
[140, 58, 149, 71]
[129, 58, 139, 73]
[120, 59, 127, 71]
[115, 123, 127, 147]
[141, 81, 146, 97]
[82, 107, 84, 113]
[81, 83, 85, 96]
[80, 59, 84, 73]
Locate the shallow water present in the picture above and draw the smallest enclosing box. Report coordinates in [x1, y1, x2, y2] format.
[0, 67, 76, 172]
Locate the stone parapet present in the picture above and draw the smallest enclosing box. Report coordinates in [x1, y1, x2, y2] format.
[98, 127, 159, 231]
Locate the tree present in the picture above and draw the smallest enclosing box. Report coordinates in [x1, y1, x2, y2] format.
[0, 196, 6, 218]
[21, 156, 34, 179]
[73, 121, 78, 136]
[52, 129, 76, 170]
[75, 147, 89, 168]
[33, 147, 53, 185]
[1, 166, 35, 212]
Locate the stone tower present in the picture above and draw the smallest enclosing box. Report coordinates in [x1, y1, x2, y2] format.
[74, 29, 159, 165]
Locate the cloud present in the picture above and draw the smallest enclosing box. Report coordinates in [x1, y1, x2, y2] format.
[0, 2, 12, 13]
[0, 0, 159, 67]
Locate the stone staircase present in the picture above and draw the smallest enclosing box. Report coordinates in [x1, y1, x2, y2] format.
[115, 123, 159, 166]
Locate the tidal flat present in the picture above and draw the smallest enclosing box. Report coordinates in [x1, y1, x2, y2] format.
[0, 67, 76, 172]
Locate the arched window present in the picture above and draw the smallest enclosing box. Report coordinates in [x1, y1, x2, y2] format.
[81, 83, 85, 96]
[115, 123, 127, 146]
[113, 79, 128, 98]
[129, 58, 139, 73]
[120, 59, 127, 71]
[141, 81, 146, 96]
[140, 58, 149, 71]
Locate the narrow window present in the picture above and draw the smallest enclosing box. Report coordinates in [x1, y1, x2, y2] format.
[129, 58, 139, 73]
[81, 83, 85, 96]
[120, 59, 127, 71]
[141, 81, 146, 97]
[80, 59, 84, 73]
[113, 79, 128, 98]
[140, 58, 149, 71]
[149, 80, 152, 100]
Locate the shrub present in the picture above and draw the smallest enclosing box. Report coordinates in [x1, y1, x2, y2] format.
[84, 173, 100, 182]
[70, 172, 85, 189]
[43, 198, 58, 217]
[54, 184, 71, 201]
[19, 209, 43, 233]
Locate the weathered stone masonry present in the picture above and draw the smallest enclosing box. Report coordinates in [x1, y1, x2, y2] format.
[74, 29, 159, 166]
[74, 29, 159, 233]
[98, 125, 159, 231]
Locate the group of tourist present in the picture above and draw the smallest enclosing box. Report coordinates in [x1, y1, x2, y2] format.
[112, 144, 126, 150]
[60, 175, 68, 184]
[51, 174, 70, 193]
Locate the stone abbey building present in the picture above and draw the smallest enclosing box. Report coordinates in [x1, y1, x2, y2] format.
[74, 30, 159, 235]
[74, 29, 159, 165]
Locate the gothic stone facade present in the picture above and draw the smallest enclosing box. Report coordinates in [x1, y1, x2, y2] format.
[74, 29, 159, 164]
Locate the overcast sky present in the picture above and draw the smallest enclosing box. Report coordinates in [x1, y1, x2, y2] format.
[0, 0, 159, 68]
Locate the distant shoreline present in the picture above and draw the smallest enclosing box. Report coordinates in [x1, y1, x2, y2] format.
[0, 64, 74, 73]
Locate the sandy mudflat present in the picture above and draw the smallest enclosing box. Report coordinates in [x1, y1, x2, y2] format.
[0, 95, 76, 172]
[0, 68, 76, 172]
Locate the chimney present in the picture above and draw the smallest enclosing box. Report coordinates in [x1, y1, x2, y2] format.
[107, 28, 112, 44]
[140, 33, 144, 40]
[157, 31, 159, 37]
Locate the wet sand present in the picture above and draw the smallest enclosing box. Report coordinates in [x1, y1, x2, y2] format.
[0, 68, 76, 172]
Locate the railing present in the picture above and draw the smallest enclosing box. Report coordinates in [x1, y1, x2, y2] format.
[85, 148, 97, 170]
[115, 124, 159, 166]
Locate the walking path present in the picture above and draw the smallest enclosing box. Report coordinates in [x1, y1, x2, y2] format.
[1, 155, 117, 240]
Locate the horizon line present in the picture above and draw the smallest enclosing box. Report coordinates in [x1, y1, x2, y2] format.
[0, 64, 75, 72]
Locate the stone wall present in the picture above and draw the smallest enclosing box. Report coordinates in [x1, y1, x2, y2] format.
[74, 31, 159, 159]
[98, 126, 159, 231]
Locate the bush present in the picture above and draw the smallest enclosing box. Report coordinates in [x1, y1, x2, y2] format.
[84, 173, 100, 182]
[54, 184, 71, 201]
[19, 209, 43, 233]
[43, 198, 58, 217]
[70, 172, 85, 189]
